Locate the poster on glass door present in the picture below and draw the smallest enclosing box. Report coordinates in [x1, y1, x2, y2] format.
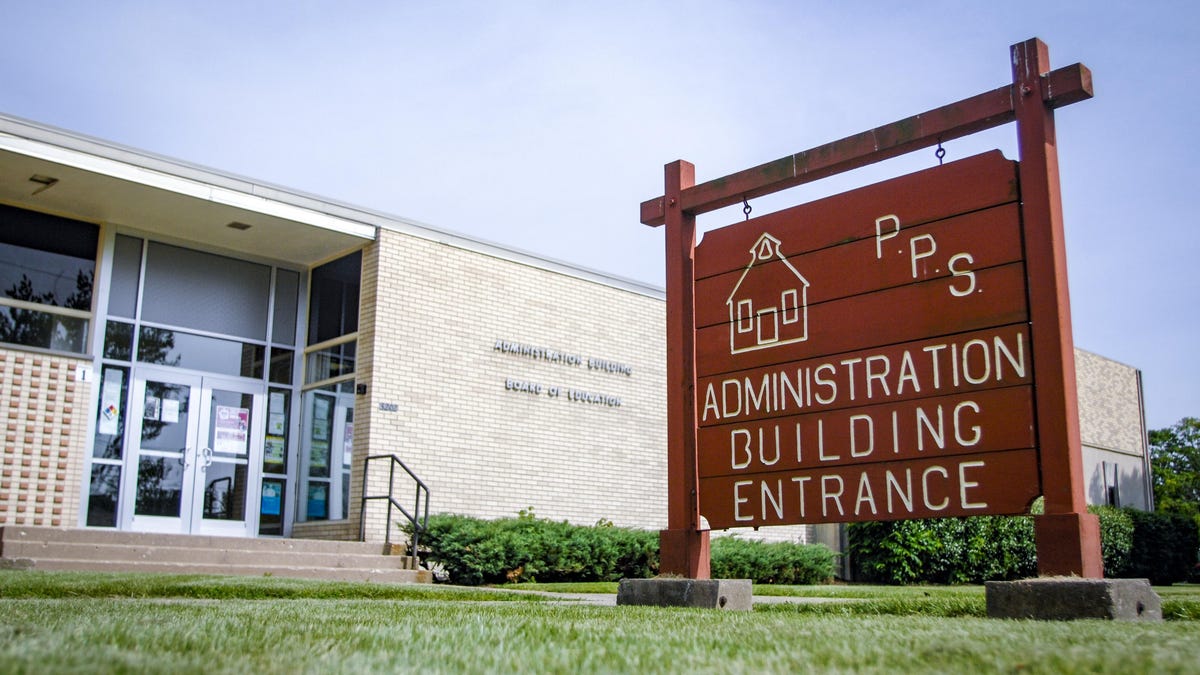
[214, 405, 250, 455]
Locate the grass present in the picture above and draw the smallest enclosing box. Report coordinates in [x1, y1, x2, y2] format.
[0, 570, 542, 601]
[3, 571, 1199, 673]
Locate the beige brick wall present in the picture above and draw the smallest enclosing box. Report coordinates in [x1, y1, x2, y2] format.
[291, 519, 358, 541]
[0, 348, 90, 527]
[354, 229, 667, 542]
[1075, 348, 1145, 456]
[1074, 348, 1151, 508]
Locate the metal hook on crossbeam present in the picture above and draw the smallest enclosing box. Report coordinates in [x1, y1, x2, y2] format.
[742, 196, 752, 221]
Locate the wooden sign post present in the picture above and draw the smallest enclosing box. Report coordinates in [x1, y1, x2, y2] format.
[643, 38, 1102, 579]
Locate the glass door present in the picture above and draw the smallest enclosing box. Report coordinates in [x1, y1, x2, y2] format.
[125, 368, 265, 536]
[193, 377, 265, 537]
[127, 370, 201, 534]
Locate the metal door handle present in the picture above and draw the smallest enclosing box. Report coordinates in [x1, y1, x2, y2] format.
[200, 447, 214, 468]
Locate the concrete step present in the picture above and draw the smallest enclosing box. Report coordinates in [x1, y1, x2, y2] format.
[0, 526, 429, 584]
[6, 557, 431, 583]
[1, 526, 391, 555]
[1, 540, 418, 570]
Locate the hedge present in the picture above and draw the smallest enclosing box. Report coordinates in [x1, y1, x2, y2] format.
[1126, 509, 1200, 585]
[409, 513, 659, 585]
[409, 513, 838, 586]
[710, 537, 837, 585]
[847, 506, 1199, 585]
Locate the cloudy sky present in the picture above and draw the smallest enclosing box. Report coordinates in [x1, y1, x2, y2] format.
[2, 1, 1196, 430]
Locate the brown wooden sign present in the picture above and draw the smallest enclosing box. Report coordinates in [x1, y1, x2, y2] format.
[644, 38, 1103, 579]
[693, 152, 1039, 528]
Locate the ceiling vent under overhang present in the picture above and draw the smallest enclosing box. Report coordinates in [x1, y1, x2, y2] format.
[29, 174, 58, 195]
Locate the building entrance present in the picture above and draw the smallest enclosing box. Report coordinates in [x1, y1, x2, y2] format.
[124, 367, 265, 537]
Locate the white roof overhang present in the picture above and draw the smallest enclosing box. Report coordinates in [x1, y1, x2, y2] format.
[0, 115, 375, 266]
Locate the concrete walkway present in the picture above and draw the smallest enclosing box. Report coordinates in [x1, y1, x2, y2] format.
[493, 588, 864, 607]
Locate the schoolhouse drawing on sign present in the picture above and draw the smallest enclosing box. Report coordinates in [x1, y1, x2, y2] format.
[726, 233, 810, 354]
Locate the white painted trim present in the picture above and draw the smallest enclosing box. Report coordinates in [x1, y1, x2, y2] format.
[0, 132, 376, 241]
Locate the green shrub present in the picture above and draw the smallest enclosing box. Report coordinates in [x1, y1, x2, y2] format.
[847, 515, 1036, 585]
[1090, 505, 1134, 578]
[848, 506, 1193, 585]
[1126, 509, 1200, 585]
[848, 519, 945, 584]
[709, 537, 836, 584]
[409, 513, 658, 585]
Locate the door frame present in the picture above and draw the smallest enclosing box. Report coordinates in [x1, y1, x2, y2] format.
[120, 365, 266, 537]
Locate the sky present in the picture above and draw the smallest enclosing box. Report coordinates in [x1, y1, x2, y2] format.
[1, 1, 1196, 430]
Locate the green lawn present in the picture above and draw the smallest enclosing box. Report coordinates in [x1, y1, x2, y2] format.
[3, 571, 1199, 674]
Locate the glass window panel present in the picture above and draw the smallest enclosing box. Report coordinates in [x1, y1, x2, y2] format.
[138, 327, 264, 379]
[93, 366, 130, 459]
[269, 348, 294, 385]
[103, 321, 134, 361]
[306, 483, 329, 520]
[341, 472, 350, 524]
[134, 456, 184, 517]
[142, 242, 270, 341]
[107, 235, 143, 318]
[272, 269, 299, 346]
[201, 461, 248, 521]
[0, 306, 88, 353]
[307, 392, 333, 479]
[304, 341, 356, 384]
[140, 381, 191, 452]
[86, 464, 122, 527]
[307, 251, 360, 344]
[264, 388, 290, 475]
[259, 479, 285, 535]
[241, 343, 266, 380]
[0, 203, 97, 310]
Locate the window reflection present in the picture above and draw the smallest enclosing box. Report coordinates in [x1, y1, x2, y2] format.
[137, 326, 264, 379]
[93, 366, 129, 460]
[305, 341, 356, 384]
[269, 348, 294, 385]
[104, 321, 134, 361]
[0, 306, 89, 353]
[134, 457, 184, 517]
[308, 252, 360, 344]
[86, 464, 122, 527]
[202, 462, 248, 521]
[0, 204, 98, 354]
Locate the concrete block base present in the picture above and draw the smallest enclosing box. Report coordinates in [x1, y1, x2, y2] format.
[616, 578, 752, 611]
[986, 577, 1162, 621]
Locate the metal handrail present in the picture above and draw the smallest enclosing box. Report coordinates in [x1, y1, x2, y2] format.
[359, 454, 430, 558]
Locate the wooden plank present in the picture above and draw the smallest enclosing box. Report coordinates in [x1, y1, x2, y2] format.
[1044, 63, 1093, 108]
[698, 385, 1035, 478]
[698, 448, 1040, 529]
[697, 324, 1033, 427]
[660, 159, 710, 579]
[696, 262, 1028, 377]
[1013, 39, 1100, 577]
[641, 64, 1091, 226]
[695, 151, 1017, 280]
[695, 203, 1022, 329]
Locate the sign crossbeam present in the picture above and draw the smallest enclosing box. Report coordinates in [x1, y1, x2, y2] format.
[640, 63, 1091, 226]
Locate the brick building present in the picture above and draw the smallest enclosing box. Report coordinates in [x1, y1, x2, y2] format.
[0, 113, 1153, 549]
